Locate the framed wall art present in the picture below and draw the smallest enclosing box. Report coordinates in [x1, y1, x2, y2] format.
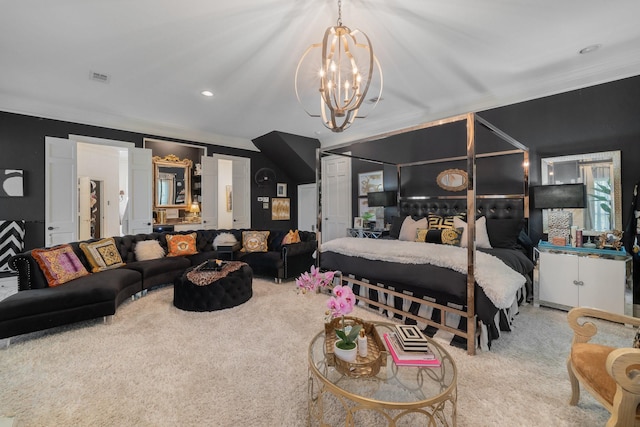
[0, 169, 24, 197]
[272, 197, 290, 220]
[358, 171, 383, 196]
[277, 183, 287, 197]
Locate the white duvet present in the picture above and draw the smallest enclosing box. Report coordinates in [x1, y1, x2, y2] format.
[321, 237, 526, 309]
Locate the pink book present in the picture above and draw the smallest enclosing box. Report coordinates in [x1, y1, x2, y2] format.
[383, 333, 441, 367]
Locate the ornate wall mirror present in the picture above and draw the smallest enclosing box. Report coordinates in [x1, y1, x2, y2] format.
[153, 155, 192, 209]
[541, 150, 621, 234]
[436, 168, 468, 192]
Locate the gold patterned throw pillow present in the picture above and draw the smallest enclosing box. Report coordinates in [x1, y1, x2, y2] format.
[79, 237, 125, 272]
[416, 227, 463, 246]
[32, 244, 90, 287]
[427, 214, 464, 230]
[242, 231, 270, 252]
[166, 233, 198, 257]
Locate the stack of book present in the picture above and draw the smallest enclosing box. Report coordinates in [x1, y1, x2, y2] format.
[383, 325, 441, 367]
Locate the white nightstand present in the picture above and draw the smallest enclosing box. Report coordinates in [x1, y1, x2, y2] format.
[534, 241, 632, 316]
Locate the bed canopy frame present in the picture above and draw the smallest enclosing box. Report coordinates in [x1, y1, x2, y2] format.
[316, 112, 529, 355]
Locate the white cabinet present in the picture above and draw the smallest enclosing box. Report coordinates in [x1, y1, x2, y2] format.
[537, 246, 631, 315]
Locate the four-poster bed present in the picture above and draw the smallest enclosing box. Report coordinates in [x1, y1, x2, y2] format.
[317, 113, 532, 355]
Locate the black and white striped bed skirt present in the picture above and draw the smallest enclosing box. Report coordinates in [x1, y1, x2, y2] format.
[343, 274, 525, 352]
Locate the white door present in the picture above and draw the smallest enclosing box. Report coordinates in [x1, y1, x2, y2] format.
[45, 137, 78, 246]
[200, 156, 218, 230]
[298, 183, 317, 232]
[78, 176, 92, 240]
[126, 147, 153, 235]
[321, 155, 351, 243]
[210, 154, 251, 229]
[231, 156, 251, 229]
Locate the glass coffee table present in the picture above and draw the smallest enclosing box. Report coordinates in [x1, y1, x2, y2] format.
[308, 321, 457, 426]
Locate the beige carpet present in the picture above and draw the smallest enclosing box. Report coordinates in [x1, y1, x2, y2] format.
[0, 278, 626, 426]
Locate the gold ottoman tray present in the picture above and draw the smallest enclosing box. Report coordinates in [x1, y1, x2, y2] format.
[324, 316, 388, 378]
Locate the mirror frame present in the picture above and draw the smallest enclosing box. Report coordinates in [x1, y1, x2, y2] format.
[541, 150, 621, 234]
[153, 154, 193, 209]
[436, 168, 468, 192]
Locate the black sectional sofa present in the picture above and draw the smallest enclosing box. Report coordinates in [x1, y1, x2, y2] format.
[0, 228, 316, 341]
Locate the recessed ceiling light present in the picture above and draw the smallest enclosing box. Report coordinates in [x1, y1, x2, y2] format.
[201, 90, 214, 97]
[579, 44, 601, 55]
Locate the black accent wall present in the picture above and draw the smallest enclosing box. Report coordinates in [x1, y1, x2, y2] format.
[339, 75, 640, 244]
[0, 112, 298, 250]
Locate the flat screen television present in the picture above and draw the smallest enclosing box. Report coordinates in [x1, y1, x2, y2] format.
[530, 184, 586, 209]
[367, 191, 396, 207]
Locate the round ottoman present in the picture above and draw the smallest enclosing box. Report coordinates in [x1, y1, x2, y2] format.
[173, 263, 253, 312]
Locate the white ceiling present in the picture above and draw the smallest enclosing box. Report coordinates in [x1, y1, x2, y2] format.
[2, 1, 640, 152]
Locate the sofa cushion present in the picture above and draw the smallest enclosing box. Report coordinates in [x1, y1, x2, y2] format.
[32, 244, 90, 287]
[134, 240, 165, 261]
[166, 233, 198, 257]
[122, 256, 191, 279]
[0, 268, 142, 321]
[79, 237, 125, 272]
[242, 231, 269, 253]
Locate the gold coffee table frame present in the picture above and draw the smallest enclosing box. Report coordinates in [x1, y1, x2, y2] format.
[308, 322, 457, 427]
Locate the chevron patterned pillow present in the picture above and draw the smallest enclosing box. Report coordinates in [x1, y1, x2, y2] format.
[0, 220, 26, 272]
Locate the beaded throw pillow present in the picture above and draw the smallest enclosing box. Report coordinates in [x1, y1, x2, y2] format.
[242, 230, 270, 253]
[32, 244, 90, 287]
[80, 237, 125, 272]
[166, 233, 198, 257]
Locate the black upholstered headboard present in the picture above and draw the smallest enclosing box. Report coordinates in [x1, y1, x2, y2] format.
[399, 197, 524, 220]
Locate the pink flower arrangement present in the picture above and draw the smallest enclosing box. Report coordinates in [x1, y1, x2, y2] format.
[296, 267, 361, 350]
[295, 265, 335, 294]
[326, 285, 356, 318]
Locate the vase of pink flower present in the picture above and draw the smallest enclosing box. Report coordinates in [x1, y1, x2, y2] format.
[296, 267, 362, 362]
[327, 286, 362, 362]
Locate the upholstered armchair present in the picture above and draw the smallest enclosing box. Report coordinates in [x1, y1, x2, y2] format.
[567, 307, 640, 427]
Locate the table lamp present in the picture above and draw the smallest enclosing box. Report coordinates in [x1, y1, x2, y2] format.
[189, 202, 200, 221]
[530, 183, 586, 245]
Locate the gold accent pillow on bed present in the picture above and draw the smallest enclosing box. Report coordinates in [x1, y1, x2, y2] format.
[416, 227, 464, 246]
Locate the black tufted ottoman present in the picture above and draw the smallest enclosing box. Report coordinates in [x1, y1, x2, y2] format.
[173, 262, 253, 312]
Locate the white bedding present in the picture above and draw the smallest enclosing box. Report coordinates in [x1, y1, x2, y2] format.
[321, 237, 526, 309]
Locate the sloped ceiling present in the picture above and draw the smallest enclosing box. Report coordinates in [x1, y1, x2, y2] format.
[252, 131, 319, 183]
[1, 1, 640, 152]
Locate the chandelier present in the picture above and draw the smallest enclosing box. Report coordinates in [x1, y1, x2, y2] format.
[295, 0, 382, 132]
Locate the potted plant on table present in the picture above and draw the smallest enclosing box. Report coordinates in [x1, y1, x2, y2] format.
[296, 267, 362, 362]
[326, 285, 362, 362]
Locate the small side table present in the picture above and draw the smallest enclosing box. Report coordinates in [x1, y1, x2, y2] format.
[217, 242, 242, 260]
[346, 228, 388, 239]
